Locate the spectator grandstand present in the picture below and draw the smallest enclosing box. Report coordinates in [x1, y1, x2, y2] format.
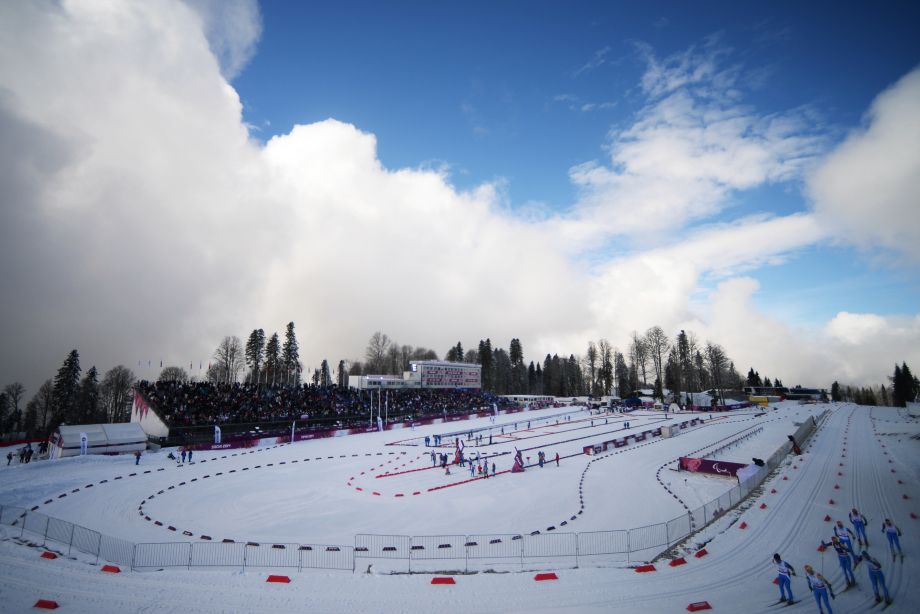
[134, 381, 513, 446]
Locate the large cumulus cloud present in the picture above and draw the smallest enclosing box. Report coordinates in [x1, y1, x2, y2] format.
[0, 0, 917, 395]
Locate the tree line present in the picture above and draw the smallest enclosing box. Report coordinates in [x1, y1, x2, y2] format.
[6, 329, 915, 440]
[0, 350, 135, 439]
[829, 362, 919, 406]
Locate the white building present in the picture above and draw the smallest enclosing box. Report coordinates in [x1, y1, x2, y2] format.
[349, 360, 482, 390]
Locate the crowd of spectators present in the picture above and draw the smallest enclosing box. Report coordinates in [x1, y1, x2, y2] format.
[135, 381, 513, 428]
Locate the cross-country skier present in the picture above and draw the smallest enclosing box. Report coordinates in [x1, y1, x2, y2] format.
[881, 519, 903, 560]
[833, 520, 858, 565]
[804, 564, 835, 614]
[849, 508, 869, 546]
[820, 536, 856, 587]
[773, 553, 796, 604]
[181, 450, 186, 463]
[856, 550, 891, 605]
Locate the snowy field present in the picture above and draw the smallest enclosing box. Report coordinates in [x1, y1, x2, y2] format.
[1, 402, 917, 613]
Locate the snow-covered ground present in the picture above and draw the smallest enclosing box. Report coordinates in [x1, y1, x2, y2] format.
[0, 402, 917, 612]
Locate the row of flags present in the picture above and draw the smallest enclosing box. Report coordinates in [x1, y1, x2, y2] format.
[138, 360, 210, 370]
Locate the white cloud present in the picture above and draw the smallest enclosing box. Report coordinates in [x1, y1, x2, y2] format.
[560, 44, 826, 245]
[0, 2, 914, 397]
[809, 66, 920, 262]
[574, 46, 611, 78]
[185, 0, 262, 80]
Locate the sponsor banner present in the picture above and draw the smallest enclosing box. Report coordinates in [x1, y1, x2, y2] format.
[679, 456, 749, 477]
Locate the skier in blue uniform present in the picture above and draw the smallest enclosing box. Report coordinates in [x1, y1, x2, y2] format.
[804, 564, 835, 614]
[856, 550, 891, 605]
[849, 508, 869, 547]
[820, 536, 856, 587]
[881, 519, 903, 560]
[833, 520, 858, 565]
[773, 553, 796, 603]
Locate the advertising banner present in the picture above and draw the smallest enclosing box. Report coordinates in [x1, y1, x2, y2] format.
[679, 456, 749, 477]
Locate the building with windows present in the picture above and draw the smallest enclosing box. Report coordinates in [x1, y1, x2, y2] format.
[348, 360, 481, 390]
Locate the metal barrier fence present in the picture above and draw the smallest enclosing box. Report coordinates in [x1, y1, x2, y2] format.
[0, 411, 826, 573]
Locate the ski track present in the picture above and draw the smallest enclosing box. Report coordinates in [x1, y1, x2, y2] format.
[0, 402, 916, 613]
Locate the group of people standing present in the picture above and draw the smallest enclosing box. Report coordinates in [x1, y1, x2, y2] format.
[6, 443, 38, 465]
[773, 509, 903, 612]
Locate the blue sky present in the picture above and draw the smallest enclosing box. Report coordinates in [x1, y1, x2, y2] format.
[232, 1, 920, 329]
[238, 1, 918, 203]
[1, 0, 919, 392]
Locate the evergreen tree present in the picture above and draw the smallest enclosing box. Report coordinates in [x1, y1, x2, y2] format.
[245, 328, 266, 383]
[52, 349, 81, 426]
[478, 339, 494, 391]
[509, 338, 526, 393]
[614, 351, 629, 399]
[694, 350, 707, 391]
[891, 362, 918, 406]
[282, 322, 300, 385]
[664, 351, 679, 399]
[543, 354, 557, 396]
[492, 348, 512, 394]
[746, 368, 763, 387]
[763, 376, 772, 387]
[566, 355, 584, 396]
[264, 333, 281, 385]
[337, 360, 347, 387]
[831, 381, 841, 402]
[535, 362, 543, 394]
[77, 366, 99, 423]
[527, 361, 536, 394]
[879, 384, 890, 406]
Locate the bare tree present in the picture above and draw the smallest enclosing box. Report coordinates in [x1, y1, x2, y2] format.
[598, 339, 614, 396]
[645, 326, 670, 399]
[29, 379, 54, 434]
[365, 332, 391, 374]
[157, 366, 189, 383]
[630, 331, 649, 387]
[705, 342, 729, 405]
[585, 341, 598, 395]
[212, 336, 245, 383]
[3, 382, 25, 430]
[386, 345, 401, 375]
[100, 366, 136, 423]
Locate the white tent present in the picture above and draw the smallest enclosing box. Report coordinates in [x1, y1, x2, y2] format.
[49, 423, 147, 459]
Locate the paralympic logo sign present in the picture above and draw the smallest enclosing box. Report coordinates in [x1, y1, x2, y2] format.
[679, 456, 748, 477]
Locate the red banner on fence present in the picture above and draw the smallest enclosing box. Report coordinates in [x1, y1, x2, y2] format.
[679, 456, 748, 477]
